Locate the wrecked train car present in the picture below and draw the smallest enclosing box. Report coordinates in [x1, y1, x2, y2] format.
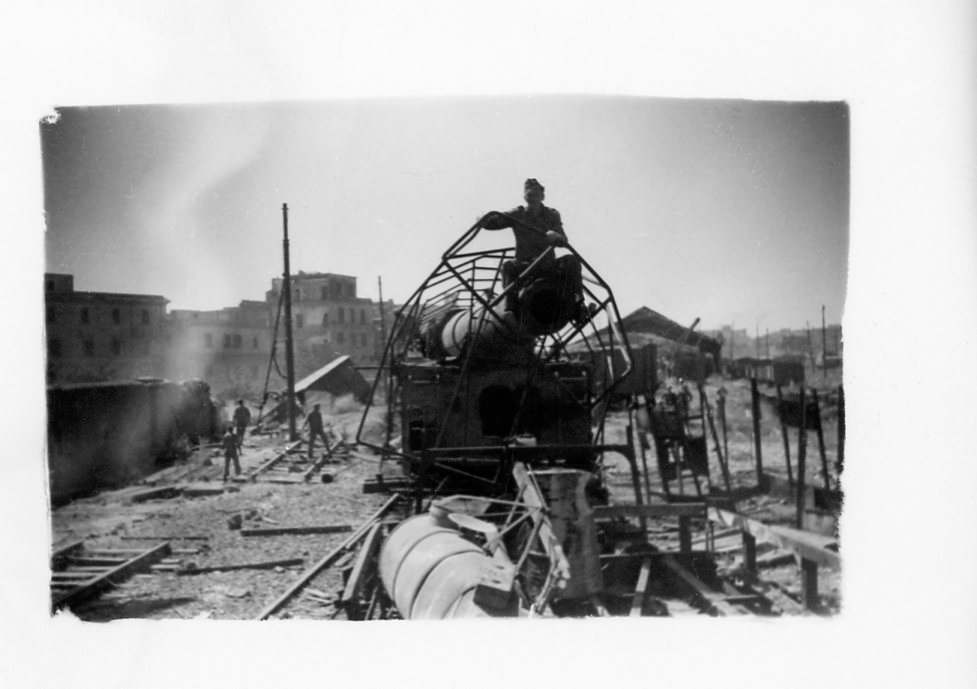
[46, 379, 218, 504]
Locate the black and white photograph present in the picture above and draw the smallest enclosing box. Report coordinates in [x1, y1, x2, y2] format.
[4, 2, 976, 688]
[42, 97, 848, 621]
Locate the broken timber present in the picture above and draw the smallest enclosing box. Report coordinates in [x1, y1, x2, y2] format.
[52, 542, 172, 612]
[179, 557, 304, 575]
[707, 507, 839, 611]
[255, 494, 402, 620]
[240, 525, 353, 537]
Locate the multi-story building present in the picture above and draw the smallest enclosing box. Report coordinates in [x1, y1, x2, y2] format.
[44, 273, 168, 383]
[166, 300, 272, 394]
[265, 272, 395, 375]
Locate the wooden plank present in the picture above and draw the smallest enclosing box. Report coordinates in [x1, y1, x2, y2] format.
[339, 521, 385, 606]
[178, 557, 304, 575]
[65, 556, 129, 567]
[661, 555, 745, 616]
[53, 542, 171, 611]
[593, 503, 707, 520]
[600, 550, 712, 561]
[119, 535, 209, 541]
[255, 494, 402, 620]
[629, 558, 651, 617]
[707, 507, 840, 569]
[51, 540, 85, 562]
[129, 486, 182, 503]
[240, 525, 353, 537]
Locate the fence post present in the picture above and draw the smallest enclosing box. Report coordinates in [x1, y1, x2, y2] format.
[750, 378, 764, 487]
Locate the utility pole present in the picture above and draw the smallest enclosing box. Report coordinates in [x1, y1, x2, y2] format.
[282, 203, 298, 441]
[765, 328, 770, 359]
[821, 304, 828, 378]
[377, 276, 388, 389]
[755, 321, 760, 358]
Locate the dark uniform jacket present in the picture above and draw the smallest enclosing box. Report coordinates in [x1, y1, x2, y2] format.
[482, 205, 567, 262]
[233, 405, 251, 428]
[306, 410, 324, 432]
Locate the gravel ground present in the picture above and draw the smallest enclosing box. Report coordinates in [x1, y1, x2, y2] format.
[52, 386, 841, 620]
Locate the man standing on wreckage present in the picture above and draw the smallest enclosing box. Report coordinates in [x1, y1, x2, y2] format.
[477, 178, 593, 326]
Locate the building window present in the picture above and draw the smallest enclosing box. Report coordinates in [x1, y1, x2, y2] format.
[112, 308, 121, 324]
[233, 334, 242, 348]
[321, 312, 329, 327]
[224, 334, 232, 348]
[46, 306, 55, 324]
[360, 309, 366, 324]
[320, 285, 328, 300]
[48, 339, 61, 358]
[80, 307, 89, 324]
[346, 283, 355, 297]
[336, 331, 345, 344]
[205, 333, 213, 348]
[338, 307, 344, 324]
[111, 338, 122, 355]
[296, 313, 304, 329]
[252, 336, 259, 349]
[83, 339, 95, 357]
[141, 309, 150, 325]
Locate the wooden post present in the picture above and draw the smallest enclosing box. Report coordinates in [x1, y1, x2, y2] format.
[811, 389, 831, 492]
[775, 384, 794, 485]
[801, 558, 819, 611]
[742, 531, 757, 578]
[718, 388, 729, 470]
[624, 423, 648, 533]
[678, 516, 692, 553]
[750, 378, 763, 486]
[795, 386, 808, 529]
[702, 385, 731, 493]
[837, 384, 845, 475]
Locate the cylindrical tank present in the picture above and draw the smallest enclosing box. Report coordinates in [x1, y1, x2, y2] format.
[378, 512, 517, 619]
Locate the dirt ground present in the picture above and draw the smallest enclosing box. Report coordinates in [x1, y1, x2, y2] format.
[51, 375, 842, 620]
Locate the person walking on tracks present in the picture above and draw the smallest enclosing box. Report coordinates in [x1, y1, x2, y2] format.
[303, 403, 330, 459]
[232, 400, 252, 450]
[222, 426, 242, 481]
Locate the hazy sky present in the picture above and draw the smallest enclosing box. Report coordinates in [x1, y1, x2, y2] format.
[41, 97, 848, 330]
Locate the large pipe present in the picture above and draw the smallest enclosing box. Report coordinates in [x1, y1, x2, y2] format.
[378, 510, 518, 619]
[424, 273, 576, 361]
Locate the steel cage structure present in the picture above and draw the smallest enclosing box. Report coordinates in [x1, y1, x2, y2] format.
[356, 213, 634, 471]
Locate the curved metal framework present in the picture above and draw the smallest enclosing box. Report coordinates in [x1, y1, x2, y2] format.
[356, 213, 634, 486]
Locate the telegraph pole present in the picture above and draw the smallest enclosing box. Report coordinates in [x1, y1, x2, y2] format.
[821, 304, 828, 378]
[282, 203, 298, 441]
[377, 276, 388, 390]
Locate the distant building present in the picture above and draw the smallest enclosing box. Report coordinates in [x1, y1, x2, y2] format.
[265, 272, 396, 374]
[44, 273, 169, 383]
[166, 300, 272, 392]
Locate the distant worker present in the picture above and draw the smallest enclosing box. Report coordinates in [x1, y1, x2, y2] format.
[303, 403, 330, 459]
[221, 426, 241, 481]
[478, 178, 588, 323]
[232, 400, 252, 450]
